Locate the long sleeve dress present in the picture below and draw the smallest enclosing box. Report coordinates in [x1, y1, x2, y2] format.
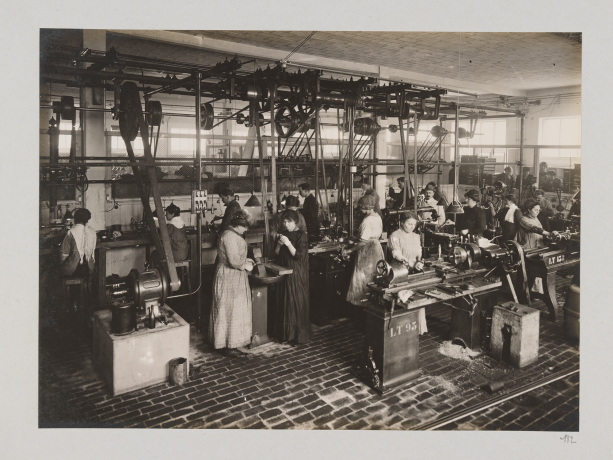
[167, 216, 188, 261]
[457, 206, 487, 237]
[516, 214, 545, 249]
[275, 229, 311, 344]
[209, 228, 252, 349]
[346, 214, 385, 306]
[387, 229, 428, 334]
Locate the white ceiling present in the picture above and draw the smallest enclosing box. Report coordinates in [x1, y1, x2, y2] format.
[43, 30, 582, 99]
[172, 31, 581, 91]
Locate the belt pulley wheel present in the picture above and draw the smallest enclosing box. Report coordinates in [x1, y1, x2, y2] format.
[200, 103, 215, 130]
[60, 96, 76, 121]
[465, 243, 482, 268]
[450, 246, 468, 267]
[146, 100, 163, 127]
[354, 117, 381, 137]
[275, 104, 300, 138]
[119, 82, 141, 142]
[502, 240, 524, 270]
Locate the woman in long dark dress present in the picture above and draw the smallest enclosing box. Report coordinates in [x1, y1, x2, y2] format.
[275, 209, 311, 344]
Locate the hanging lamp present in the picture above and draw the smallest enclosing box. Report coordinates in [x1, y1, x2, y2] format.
[245, 167, 261, 207]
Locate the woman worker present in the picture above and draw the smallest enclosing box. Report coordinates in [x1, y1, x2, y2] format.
[270, 195, 307, 242]
[490, 194, 521, 243]
[514, 199, 554, 305]
[516, 198, 552, 249]
[60, 208, 97, 277]
[59, 208, 97, 327]
[209, 211, 255, 358]
[457, 189, 487, 239]
[346, 195, 385, 319]
[150, 203, 188, 269]
[387, 212, 428, 334]
[275, 209, 311, 345]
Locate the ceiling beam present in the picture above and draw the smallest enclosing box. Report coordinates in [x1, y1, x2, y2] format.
[107, 29, 528, 98]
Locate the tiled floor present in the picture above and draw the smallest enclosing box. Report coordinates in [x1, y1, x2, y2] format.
[39, 275, 579, 430]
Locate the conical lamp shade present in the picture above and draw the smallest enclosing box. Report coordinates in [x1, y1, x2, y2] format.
[245, 194, 262, 207]
[437, 196, 449, 208]
[445, 200, 465, 214]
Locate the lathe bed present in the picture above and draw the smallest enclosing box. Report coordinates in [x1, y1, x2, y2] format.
[362, 261, 502, 395]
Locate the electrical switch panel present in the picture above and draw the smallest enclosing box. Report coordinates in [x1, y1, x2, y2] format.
[191, 190, 208, 213]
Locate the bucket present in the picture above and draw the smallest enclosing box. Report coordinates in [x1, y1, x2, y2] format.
[169, 357, 188, 385]
[564, 284, 580, 340]
[111, 301, 136, 334]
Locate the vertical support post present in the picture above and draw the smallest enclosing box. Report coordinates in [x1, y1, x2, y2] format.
[414, 115, 418, 215]
[454, 104, 460, 201]
[269, 84, 278, 213]
[336, 108, 344, 227]
[519, 114, 525, 198]
[348, 105, 355, 234]
[372, 116, 378, 195]
[437, 118, 443, 188]
[195, 72, 203, 332]
[534, 147, 541, 189]
[399, 117, 408, 207]
[254, 101, 270, 256]
[314, 76, 320, 209]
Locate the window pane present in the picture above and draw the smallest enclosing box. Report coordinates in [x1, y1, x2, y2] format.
[479, 122, 494, 145]
[493, 121, 507, 145]
[541, 119, 560, 145]
[560, 118, 581, 145]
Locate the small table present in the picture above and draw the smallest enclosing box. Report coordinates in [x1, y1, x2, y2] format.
[93, 306, 190, 396]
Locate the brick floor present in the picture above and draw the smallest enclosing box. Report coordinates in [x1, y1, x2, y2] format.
[39, 273, 579, 430]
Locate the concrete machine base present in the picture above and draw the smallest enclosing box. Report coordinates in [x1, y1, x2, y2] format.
[93, 306, 190, 396]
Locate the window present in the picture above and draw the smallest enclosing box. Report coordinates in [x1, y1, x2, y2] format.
[539, 116, 581, 159]
[58, 122, 75, 155]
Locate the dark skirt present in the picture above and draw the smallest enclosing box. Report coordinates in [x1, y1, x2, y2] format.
[275, 231, 311, 344]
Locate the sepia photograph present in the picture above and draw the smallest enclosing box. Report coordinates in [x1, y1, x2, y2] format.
[37, 28, 584, 433]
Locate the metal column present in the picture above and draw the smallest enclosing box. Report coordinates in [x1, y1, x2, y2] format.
[195, 73, 203, 332]
[519, 114, 525, 197]
[413, 116, 418, 215]
[269, 84, 278, 213]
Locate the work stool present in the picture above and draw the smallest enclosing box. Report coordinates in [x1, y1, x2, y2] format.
[175, 259, 192, 295]
[60, 275, 89, 331]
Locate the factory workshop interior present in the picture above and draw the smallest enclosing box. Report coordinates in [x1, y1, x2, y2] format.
[37, 29, 583, 432]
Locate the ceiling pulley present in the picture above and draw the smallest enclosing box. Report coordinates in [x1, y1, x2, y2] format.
[200, 103, 215, 130]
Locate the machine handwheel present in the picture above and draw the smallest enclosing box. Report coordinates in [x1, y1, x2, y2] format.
[376, 260, 390, 277]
